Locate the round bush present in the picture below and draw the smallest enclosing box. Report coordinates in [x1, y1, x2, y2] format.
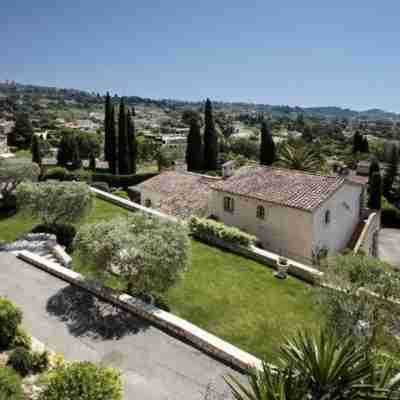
[0, 366, 24, 400]
[7, 347, 34, 377]
[32, 224, 77, 253]
[39, 362, 123, 400]
[0, 298, 22, 350]
[12, 326, 31, 350]
[43, 167, 69, 181]
[31, 351, 50, 374]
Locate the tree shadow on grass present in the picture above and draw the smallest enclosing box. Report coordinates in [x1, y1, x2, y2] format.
[46, 285, 149, 340]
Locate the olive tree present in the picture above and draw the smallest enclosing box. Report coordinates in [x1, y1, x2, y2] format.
[319, 254, 400, 353]
[0, 159, 40, 208]
[16, 182, 93, 226]
[74, 214, 191, 295]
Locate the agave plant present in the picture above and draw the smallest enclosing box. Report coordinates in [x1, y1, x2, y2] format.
[225, 330, 400, 400]
[276, 144, 322, 172]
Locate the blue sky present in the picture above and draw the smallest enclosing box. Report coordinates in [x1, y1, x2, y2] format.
[1, 1, 400, 111]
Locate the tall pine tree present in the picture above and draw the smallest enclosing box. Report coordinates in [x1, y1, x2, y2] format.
[368, 158, 380, 183]
[259, 120, 276, 166]
[104, 92, 111, 162]
[118, 98, 129, 175]
[109, 106, 117, 175]
[353, 131, 362, 154]
[126, 108, 137, 174]
[186, 117, 203, 172]
[203, 98, 218, 171]
[31, 135, 42, 165]
[383, 145, 398, 197]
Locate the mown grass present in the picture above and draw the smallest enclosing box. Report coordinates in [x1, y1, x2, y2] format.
[1, 197, 320, 361]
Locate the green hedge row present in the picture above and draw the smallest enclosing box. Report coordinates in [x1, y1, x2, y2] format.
[91, 172, 158, 188]
[42, 168, 158, 188]
[189, 216, 256, 248]
[382, 197, 400, 228]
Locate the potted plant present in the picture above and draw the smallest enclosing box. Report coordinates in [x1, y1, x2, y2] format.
[275, 256, 289, 279]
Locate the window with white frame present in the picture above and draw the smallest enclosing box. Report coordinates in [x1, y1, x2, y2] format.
[223, 196, 234, 213]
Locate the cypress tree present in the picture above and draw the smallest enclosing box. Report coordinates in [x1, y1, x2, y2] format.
[104, 92, 111, 162]
[353, 131, 362, 154]
[260, 120, 276, 166]
[109, 106, 117, 175]
[118, 98, 129, 175]
[31, 135, 42, 165]
[203, 98, 218, 171]
[186, 117, 203, 172]
[126, 108, 137, 174]
[368, 171, 382, 210]
[368, 158, 380, 183]
[383, 145, 398, 197]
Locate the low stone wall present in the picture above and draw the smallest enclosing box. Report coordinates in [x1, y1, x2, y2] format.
[50, 244, 72, 268]
[354, 211, 380, 256]
[17, 250, 262, 373]
[91, 187, 177, 222]
[193, 234, 323, 285]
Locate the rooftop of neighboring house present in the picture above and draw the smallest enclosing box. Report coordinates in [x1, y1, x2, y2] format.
[132, 170, 221, 218]
[211, 165, 349, 212]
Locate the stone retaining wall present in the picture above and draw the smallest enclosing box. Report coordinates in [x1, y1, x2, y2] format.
[354, 211, 380, 257]
[18, 250, 262, 373]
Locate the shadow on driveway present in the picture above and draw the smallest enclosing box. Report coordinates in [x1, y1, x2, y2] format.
[46, 285, 149, 340]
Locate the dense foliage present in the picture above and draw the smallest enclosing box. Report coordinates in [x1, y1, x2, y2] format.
[0, 159, 40, 208]
[0, 366, 24, 400]
[56, 131, 82, 170]
[16, 182, 93, 226]
[7, 347, 34, 377]
[319, 254, 400, 352]
[189, 216, 256, 247]
[39, 362, 123, 400]
[91, 171, 158, 188]
[74, 213, 191, 295]
[0, 298, 22, 350]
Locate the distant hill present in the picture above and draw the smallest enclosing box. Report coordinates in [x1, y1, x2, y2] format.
[1, 81, 399, 121]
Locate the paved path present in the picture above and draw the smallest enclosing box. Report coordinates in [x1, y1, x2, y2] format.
[378, 228, 400, 268]
[0, 253, 241, 400]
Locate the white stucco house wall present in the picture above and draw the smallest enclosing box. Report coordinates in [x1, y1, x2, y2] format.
[210, 166, 365, 263]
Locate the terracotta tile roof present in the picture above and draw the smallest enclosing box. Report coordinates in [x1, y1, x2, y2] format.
[212, 166, 345, 211]
[133, 171, 220, 219]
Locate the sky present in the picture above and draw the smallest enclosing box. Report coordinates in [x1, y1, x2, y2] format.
[1, 1, 400, 111]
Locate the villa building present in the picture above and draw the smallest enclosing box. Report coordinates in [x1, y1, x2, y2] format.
[132, 165, 375, 264]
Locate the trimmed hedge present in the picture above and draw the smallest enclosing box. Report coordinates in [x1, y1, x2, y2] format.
[189, 216, 256, 247]
[382, 197, 400, 228]
[91, 172, 158, 188]
[42, 168, 92, 183]
[0, 366, 24, 400]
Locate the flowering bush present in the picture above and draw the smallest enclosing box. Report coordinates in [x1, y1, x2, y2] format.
[39, 362, 122, 400]
[189, 216, 256, 247]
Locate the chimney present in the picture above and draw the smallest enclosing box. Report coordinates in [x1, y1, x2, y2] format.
[222, 160, 235, 179]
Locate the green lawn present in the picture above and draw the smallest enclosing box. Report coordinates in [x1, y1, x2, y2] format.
[0, 197, 320, 361]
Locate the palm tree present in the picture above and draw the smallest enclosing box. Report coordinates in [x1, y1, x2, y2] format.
[225, 330, 400, 400]
[276, 144, 322, 173]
